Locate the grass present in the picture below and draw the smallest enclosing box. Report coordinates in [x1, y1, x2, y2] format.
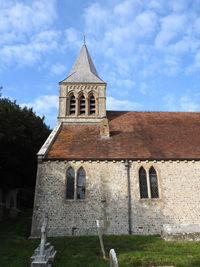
[1, 211, 200, 266]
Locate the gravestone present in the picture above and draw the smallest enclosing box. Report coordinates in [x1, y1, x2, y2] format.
[5, 188, 20, 217]
[30, 216, 57, 267]
[0, 189, 4, 220]
[109, 249, 119, 267]
[162, 224, 200, 241]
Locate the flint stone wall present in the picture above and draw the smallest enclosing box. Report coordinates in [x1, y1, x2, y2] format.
[31, 160, 200, 237]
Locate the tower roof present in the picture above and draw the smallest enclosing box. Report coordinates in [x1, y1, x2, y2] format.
[61, 44, 105, 84]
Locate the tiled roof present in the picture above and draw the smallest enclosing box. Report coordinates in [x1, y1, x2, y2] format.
[46, 111, 200, 160]
[60, 44, 105, 84]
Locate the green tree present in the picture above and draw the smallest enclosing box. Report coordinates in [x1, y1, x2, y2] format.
[0, 96, 51, 201]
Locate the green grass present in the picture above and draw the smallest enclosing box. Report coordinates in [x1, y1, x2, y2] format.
[1, 211, 200, 266]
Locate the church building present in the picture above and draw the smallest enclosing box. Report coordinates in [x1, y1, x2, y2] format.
[31, 44, 200, 237]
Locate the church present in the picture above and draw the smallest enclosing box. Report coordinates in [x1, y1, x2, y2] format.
[31, 44, 200, 237]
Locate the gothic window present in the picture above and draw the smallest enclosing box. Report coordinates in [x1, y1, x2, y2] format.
[89, 95, 96, 115]
[70, 95, 76, 115]
[77, 167, 86, 199]
[66, 167, 75, 199]
[139, 167, 148, 199]
[79, 95, 86, 115]
[149, 167, 159, 198]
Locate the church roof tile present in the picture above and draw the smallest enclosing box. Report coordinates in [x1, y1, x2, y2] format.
[46, 111, 200, 160]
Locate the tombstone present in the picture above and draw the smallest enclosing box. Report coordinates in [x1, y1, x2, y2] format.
[5, 188, 20, 217]
[162, 224, 200, 241]
[96, 220, 106, 259]
[30, 216, 57, 267]
[0, 189, 4, 220]
[109, 249, 119, 267]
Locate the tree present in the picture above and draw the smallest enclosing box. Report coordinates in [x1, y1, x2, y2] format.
[0, 96, 51, 205]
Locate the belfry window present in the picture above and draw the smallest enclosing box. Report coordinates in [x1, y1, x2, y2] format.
[66, 167, 75, 199]
[149, 167, 159, 198]
[70, 95, 76, 115]
[79, 95, 86, 115]
[77, 167, 86, 199]
[139, 167, 148, 199]
[89, 95, 96, 115]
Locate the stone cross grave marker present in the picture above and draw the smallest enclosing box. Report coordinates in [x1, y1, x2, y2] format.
[30, 216, 57, 267]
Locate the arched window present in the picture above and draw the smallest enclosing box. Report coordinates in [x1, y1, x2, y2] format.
[149, 167, 159, 198]
[77, 167, 86, 199]
[79, 95, 86, 115]
[139, 167, 148, 199]
[66, 167, 75, 199]
[70, 95, 76, 115]
[89, 95, 96, 115]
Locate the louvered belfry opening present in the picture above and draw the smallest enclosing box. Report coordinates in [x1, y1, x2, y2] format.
[70, 95, 76, 115]
[89, 95, 95, 115]
[79, 95, 86, 115]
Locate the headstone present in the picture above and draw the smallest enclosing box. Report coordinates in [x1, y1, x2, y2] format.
[0, 189, 4, 220]
[5, 188, 20, 217]
[30, 216, 57, 266]
[96, 220, 106, 259]
[109, 249, 119, 267]
[162, 224, 200, 241]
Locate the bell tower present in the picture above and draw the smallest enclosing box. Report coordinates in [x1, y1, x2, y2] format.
[58, 44, 107, 123]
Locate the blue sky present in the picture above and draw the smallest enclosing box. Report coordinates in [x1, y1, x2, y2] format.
[1, 0, 200, 128]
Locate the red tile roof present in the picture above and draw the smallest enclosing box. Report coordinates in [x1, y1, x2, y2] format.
[46, 111, 200, 160]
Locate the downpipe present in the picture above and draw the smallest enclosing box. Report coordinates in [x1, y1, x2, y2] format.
[125, 160, 132, 235]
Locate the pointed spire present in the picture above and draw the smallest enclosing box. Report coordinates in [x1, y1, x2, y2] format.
[61, 44, 105, 84]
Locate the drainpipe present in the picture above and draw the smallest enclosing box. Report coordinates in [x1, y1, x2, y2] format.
[125, 159, 132, 234]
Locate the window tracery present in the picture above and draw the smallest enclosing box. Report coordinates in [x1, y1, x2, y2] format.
[149, 167, 159, 198]
[139, 167, 148, 199]
[138, 166, 159, 199]
[66, 167, 86, 200]
[66, 167, 75, 199]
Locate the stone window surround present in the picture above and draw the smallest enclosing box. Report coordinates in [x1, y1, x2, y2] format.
[67, 91, 98, 116]
[65, 165, 87, 201]
[137, 165, 161, 201]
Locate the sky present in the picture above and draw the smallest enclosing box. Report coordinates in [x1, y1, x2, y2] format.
[1, 0, 200, 128]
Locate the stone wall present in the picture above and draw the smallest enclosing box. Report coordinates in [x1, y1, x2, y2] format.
[31, 160, 200, 237]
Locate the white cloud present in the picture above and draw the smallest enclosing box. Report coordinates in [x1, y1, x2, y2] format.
[180, 96, 199, 111]
[21, 95, 58, 115]
[0, 0, 58, 68]
[0, 0, 56, 34]
[107, 96, 142, 110]
[163, 93, 200, 112]
[65, 28, 82, 48]
[155, 14, 187, 49]
[51, 63, 66, 75]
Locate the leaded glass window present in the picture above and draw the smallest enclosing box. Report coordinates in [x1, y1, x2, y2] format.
[149, 167, 159, 198]
[89, 95, 95, 115]
[66, 167, 75, 199]
[79, 95, 85, 115]
[70, 95, 76, 115]
[139, 167, 148, 199]
[77, 167, 86, 199]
